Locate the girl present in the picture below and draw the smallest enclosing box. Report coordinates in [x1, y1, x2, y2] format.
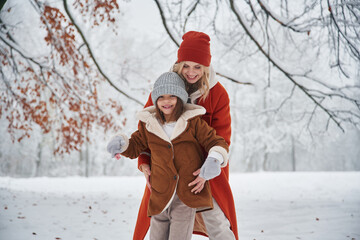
[107, 72, 229, 240]
[135, 31, 238, 240]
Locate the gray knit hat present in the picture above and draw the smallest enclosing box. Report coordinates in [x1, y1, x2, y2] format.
[151, 72, 188, 105]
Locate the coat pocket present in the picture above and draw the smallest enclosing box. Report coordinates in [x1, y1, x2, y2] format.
[150, 164, 170, 194]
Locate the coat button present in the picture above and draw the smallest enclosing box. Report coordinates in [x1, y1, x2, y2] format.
[173, 175, 177, 180]
[168, 144, 171, 148]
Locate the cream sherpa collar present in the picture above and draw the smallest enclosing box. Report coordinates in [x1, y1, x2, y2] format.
[136, 104, 206, 142]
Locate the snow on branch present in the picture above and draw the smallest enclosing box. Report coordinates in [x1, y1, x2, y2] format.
[0, 0, 129, 154]
[229, 0, 349, 131]
[327, 0, 360, 65]
[257, 0, 312, 33]
[63, 0, 142, 105]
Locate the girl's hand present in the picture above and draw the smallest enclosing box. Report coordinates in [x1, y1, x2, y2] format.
[140, 164, 151, 191]
[188, 169, 206, 194]
[107, 135, 126, 157]
[115, 153, 121, 160]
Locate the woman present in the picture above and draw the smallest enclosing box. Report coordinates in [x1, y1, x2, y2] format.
[134, 31, 238, 239]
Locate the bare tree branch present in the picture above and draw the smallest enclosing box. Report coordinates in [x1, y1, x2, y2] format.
[328, 0, 360, 61]
[257, 0, 311, 33]
[229, 0, 345, 131]
[183, 0, 200, 32]
[63, 0, 142, 105]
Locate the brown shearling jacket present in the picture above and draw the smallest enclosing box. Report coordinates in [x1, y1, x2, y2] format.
[119, 104, 229, 216]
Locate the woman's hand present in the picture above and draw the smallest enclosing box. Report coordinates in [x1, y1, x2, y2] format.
[140, 164, 151, 191]
[188, 169, 206, 194]
[115, 153, 121, 160]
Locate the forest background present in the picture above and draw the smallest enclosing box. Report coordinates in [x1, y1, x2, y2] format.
[1, 0, 359, 177]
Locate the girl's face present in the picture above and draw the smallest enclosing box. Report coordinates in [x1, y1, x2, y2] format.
[157, 94, 178, 121]
[181, 61, 204, 84]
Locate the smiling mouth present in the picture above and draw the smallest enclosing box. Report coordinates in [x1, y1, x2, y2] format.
[162, 105, 173, 109]
[186, 75, 198, 80]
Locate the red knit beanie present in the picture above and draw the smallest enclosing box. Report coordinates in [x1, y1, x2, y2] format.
[177, 31, 211, 67]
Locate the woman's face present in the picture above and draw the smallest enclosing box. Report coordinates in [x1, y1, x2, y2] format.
[157, 94, 178, 121]
[181, 61, 204, 84]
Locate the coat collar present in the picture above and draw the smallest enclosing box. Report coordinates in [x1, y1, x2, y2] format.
[189, 64, 217, 103]
[136, 104, 206, 142]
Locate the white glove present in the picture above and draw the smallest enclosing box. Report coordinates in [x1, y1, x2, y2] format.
[107, 135, 126, 158]
[199, 157, 221, 180]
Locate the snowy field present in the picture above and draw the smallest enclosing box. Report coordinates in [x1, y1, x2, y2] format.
[0, 172, 359, 240]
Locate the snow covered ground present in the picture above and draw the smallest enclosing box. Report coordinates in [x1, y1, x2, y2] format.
[0, 172, 359, 240]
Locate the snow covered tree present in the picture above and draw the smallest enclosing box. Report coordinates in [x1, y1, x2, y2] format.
[0, 0, 138, 155]
[154, 0, 360, 131]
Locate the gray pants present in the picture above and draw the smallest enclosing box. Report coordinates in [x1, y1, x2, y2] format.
[150, 194, 196, 240]
[201, 198, 236, 240]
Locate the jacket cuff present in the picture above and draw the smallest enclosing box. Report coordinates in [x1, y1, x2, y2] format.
[209, 146, 228, 167]
[208, 151, 224, 165]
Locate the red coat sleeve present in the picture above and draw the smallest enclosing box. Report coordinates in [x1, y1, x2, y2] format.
[202, 83, 232, 146]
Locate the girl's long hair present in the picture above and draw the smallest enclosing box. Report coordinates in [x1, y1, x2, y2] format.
[155, 97, 184, 124]
[172, 62, 210, 102]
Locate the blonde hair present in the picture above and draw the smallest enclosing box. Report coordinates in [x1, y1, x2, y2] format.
[172, 62, 210, 103]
